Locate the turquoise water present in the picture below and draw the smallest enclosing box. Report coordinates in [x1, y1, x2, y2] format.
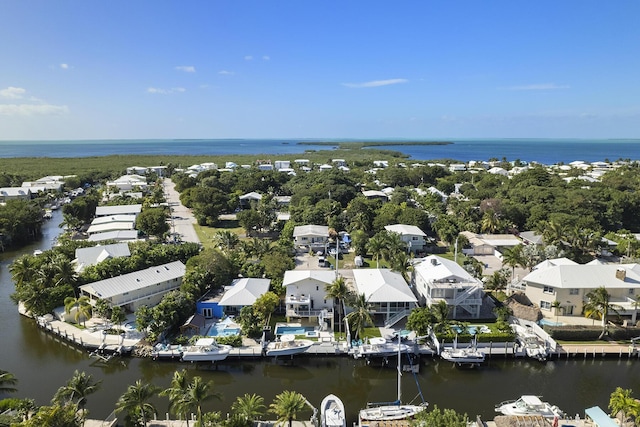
[1, 138, 640, 164]
[274, 325, 315, 335]
[207, 325, 241, 337]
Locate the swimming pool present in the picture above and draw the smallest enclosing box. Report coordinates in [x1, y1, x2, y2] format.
[539, 318, 564, 327]
[451, 324, 491, 334]
[274, 325, 316, 336]
[207, 321, 241, 337]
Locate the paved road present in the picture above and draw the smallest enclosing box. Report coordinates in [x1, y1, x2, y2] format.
[163, 178, 200, 244]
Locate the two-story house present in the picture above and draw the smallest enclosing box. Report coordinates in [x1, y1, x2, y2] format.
[384, 224, 427, 254]
[283, 270, 336, 328]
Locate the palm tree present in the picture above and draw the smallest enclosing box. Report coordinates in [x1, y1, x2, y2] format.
[325, 277, 352, 335]
[390, 251, 414, 283]
[366, 233, 387, 268]
[551, 300, 562, 324]
[583, 286, 623, 339]
[51, 253, 78, 288]
[52, 370, 102, 413]
[160, 369, 192, 425]
[480, 210, 500, 233]
[501, 245, 524, 279]
[0, 369, 18, 394]
[213, 230, 240, 252]
[232, 393, 266, 423]
[429, 300, 451, 335]
[184, 376, 222, 427]
[9, 255, 36, 286]
[345, 293, 373, 340]
[269, 390, 308, 427]
[64, 296, 93, 327]
[115, 379, 160, 427]
[609, 387, 640, 426]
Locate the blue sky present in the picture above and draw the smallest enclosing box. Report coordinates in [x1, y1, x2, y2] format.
[1, 1, 639, 140]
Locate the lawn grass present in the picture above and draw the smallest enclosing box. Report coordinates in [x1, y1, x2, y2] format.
[193, 221, 246, 250]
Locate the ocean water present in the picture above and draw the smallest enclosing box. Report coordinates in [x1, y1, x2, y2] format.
[1, 138, 639, 164]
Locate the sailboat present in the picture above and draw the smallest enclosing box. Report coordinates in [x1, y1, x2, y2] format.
[358, 337, 428, 427]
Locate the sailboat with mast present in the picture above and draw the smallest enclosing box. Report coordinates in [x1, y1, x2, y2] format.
[358, 337, 428, 427]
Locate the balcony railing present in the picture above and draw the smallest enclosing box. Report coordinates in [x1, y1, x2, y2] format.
[286, 308, 332, 318]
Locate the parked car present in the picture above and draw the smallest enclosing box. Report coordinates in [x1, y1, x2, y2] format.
[318, 256, 329, 267]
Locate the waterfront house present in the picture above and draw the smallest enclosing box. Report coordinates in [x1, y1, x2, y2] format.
[74, 242, 131, 273]
[283, 270, 335, 327]
[413, 255, 484, 319]
[95, 204, 142, 217]
[88, 230, 139, 243]
[0, 187, 31, 203]
[217, 278, 271, 317]
[384, 223, 427, 254]
[521, 260, 640, 323]
[79, 261, 186, 311]
[352, 268, 418, 327]
[87, 220, 136, 236]
[293, 224, 330, 250]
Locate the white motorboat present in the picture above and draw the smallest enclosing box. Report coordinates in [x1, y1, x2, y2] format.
[264, 334, 314, 357]
[180, 338, 232, 362]
[321, 394, 346, 427]
[358, 337, 427, 427]
[440, 335, 485, 365]
[352, 337, 411, 359]
[513, 325, 549, 362]
[495, 395, 564, 418]
[151, 343, 183, 360]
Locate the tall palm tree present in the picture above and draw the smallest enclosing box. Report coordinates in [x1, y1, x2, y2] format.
[390, 251, 414, 283]
[64, 296, 93, 327]
[501, 245, 524, 279]
[609, 387, 640, 426]
[160, 369, 192, 425]
[115, 379, 160, 427]
[232, 393, 266, 423]
[184, 376, 222, 427]
[366, 233, 387, 268]
[429, 300, 451, 335]
[583, 286, 623, 339]
[53, 370, 102, 412]
[345, 293, 373, 340]
[9, 255, 36, 286]
[325, 277, 352, 335]
[269, 390, 308, 427]
[0, 369, 18, 394]
[51, 253, 78, 288]
[480, 210, 500, 233]
[212, 230, 240, 252]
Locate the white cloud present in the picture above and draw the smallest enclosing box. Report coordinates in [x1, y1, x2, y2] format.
[1, 86, 26, 99]
[0, 104, 68, 116]
[175, 65, 196, 73]
[146, 87, 186, 95]
[262, 55, 270, 61]
[342, 78, 408, 88]
[504, 83, 570, 91]
[218, 70, 234, 75]
[60, 63, 70, 70]
[244, 55, 253, 61]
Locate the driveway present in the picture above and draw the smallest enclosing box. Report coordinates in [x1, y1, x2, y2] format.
[163, 178, 200, 244]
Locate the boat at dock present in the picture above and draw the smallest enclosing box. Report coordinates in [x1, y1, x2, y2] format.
[180, 338, 232, 362]
[440, 335, 485, 366]
[495, 395, 564, 418]
[264, 334, 314, 357]
[321, 394, 346, 427]
[358, 338, 427, 427]
[513, 324, 549, 362]
[351, 337, 411, 359]
[151, 343, 183, 360]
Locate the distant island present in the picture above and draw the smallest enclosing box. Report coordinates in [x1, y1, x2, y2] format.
[296, 140, 453, 149]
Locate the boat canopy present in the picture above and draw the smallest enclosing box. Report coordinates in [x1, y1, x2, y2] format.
[585, 406, 618, 427]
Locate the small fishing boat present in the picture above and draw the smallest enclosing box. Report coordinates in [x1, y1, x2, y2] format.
[495, 395, 564, 418]
[180, 338, 232, 362]
[321, 394, 346, 427]
[264, 334, 314, 357]
[440, 335, 485, 366]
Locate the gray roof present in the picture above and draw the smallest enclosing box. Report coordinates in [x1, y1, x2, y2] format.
[87, 222, 135, 234]
[523, 263, 640, 289]
[283, 270, 336, 286]
[385, 224, 427, 237]
[75, 243, 131, 270]
[292, 225, 329, 238]
[414, 255, 478, 283]
[218, 278, 271, 306]
[80, 261, 186, 299]
[95, 204, 142, 217]
[352, 269, 417, 303]
[88, 230, 139, 242]
[91, 215, 137, 225]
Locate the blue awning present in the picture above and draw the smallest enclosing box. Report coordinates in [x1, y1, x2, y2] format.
[585, 406, 617, 427]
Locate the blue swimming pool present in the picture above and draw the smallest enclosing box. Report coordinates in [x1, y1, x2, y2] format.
[207, 324, 241, 337]
[539, 318, 564, 327]
[274, 325, 316, 336]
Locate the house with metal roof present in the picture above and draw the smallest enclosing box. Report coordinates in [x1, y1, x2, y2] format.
[352, 268, 418, 327]
[292, 225, 330, 250]
[521, 260, 640, 323]
[217, 278, 271, 317]
[0, 187, 32, 202]
[384, 224, 428, 253]
[413, 255, 485, 319]
[74, 242, 131, 272]
[459, 231, 521, 256]
[88, 230, 139, 242]
[283, 270, 336, 326]
[79, 261, 186, 311]
[94, 204, 142, 217]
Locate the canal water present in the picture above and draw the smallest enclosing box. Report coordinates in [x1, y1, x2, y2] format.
[2, 211, 640, 423]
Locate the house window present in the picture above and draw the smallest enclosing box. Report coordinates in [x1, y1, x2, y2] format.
[543, 286, 554, 294]
[630, 288, 635, 295]
[412, 236, 419, 240]
[202, 308, 213, 318]
[316, 286, 319, 291]
[540, 301, 551, 310]
[569, 289, 579, 295]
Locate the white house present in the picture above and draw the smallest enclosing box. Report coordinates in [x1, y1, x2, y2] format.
[74, 242, 131, 272]
[293, 225, 330, 249]
[283, 270, 336, 325]
[459, 231, 521, 256]
[95, 204, 142, 217]
[239, 192, 262, 209]
[0, 187, 31, 202]
[88, 230, 139, 242]
[352, 269, 417, 327]
[106, 175, 148, 192]
[218, 278, 271, 317]
[362, 190, 389, 202]
[413, 255, 485, 319]
[384, 224, 428, 253]
[521, 260, 640, 322]
[87, 221, 136, 235]
[79, 261, 186, 311]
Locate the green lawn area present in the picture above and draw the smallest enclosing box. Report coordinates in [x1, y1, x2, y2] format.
[193, 220, 245, 250]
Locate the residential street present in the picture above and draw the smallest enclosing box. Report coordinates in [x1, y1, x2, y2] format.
[163, 178, 200, 244]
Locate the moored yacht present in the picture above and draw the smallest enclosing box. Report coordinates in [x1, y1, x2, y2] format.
[264, 334, 314, 357]
[495, 395, 564, 418]
[180, 338, 232, 362]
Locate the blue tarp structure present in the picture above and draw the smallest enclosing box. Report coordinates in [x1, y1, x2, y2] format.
[342, 234, 351, 243]
[585, 406, 618, 427]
